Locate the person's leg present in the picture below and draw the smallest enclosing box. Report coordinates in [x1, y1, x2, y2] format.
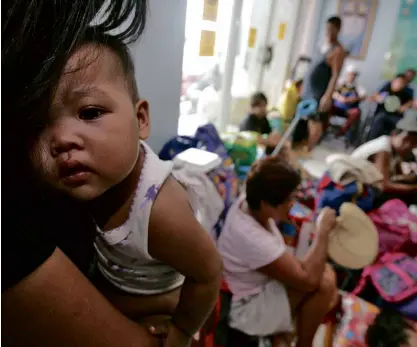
[307, 120, 322, 151]
[337, 107, 361, 136]
[385, 114, 402, 135]
[367, 112, 388, 140]
[287, 265, 338, 347]
[307, 112, 330, 151]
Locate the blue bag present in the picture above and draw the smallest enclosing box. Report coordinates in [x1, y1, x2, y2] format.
[158, 136, 197, 160]
[195, 124, 230, 160]
[315, 173, 375, 214]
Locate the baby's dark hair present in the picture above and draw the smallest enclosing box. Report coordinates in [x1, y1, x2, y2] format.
[395, 73, 407, 80]
[78, 29, 139, 102]
[250, 92, 268, 107]
[246, 157, 301, 210]
[366, 308, 413, 347]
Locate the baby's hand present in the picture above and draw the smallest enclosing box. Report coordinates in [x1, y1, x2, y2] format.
[148, 322, 169, 338]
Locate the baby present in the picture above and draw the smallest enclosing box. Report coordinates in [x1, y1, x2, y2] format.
[31, 30, 222, 346]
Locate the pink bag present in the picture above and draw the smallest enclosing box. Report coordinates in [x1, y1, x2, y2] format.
[368, 199, 417, 257]
[353, 253, 417, 303]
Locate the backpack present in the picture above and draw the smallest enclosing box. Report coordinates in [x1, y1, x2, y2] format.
[353, 253, 417, 304]
[315, 173, 375, 214]
[158, 135, 197, 160]
[368, 199, 417, 257]
[195, 123, 230, 160]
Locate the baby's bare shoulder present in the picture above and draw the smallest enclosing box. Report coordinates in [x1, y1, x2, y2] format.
[147, 176, 221, 278]
[152, 176, 189, 213]
[148, 175, 195, 235]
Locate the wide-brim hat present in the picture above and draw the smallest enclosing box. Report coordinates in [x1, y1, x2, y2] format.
[396, 110, 417, 133]
[328, 203, 378, 269]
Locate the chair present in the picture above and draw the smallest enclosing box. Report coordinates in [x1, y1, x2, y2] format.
[355, 101, 380, 146]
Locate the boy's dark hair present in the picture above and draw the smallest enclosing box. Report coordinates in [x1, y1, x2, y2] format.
[404, 68, 416, 75]
[246, 157, 301, 210]
[250, 92, 268, 107]
[79, 29, 139, 101]
[327, 16, 342, 30]
[366, 308, 413, 347]
[395, 73, 407, 79]
[295, 79, 303, 89]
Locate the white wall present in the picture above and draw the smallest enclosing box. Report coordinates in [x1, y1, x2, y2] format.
[129, 0, 187, 152]
[261, 0, 302, 105]
[314, 0, 402, 93]
[290, 0, 324, 64]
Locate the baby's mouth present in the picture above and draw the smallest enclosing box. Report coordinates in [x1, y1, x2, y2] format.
[58, 160, 92, 186]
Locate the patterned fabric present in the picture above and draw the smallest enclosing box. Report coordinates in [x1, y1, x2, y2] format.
[295, 178, 316, 204]
[334, 294, 379, 347]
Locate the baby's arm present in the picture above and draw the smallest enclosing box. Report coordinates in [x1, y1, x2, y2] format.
[148, 176, 222, 347]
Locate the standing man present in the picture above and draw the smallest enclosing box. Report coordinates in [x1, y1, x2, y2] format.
[295, 16, 346, 150]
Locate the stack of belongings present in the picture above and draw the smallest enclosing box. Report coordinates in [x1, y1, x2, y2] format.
[354, 199, 417, 321]
[315, 154, 383, 214]
[159, 124, 240, 240]
[314, 154, 383, 288]
[314, 154, 417, 322]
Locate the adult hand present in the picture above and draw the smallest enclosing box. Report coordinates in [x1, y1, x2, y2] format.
[319, 95, 332, 113]
[337, 95, 347, 103]
[374, 93, 386, 104]
[316, 207, 337, 235]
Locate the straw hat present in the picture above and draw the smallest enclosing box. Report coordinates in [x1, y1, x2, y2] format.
[326, 154, 383, 186]
[327, 203, 378, 269]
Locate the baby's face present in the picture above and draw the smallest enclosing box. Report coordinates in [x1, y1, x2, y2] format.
[31, 44, 149, 201]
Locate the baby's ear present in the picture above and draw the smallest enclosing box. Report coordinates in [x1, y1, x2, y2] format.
[136, 99, 150, 140]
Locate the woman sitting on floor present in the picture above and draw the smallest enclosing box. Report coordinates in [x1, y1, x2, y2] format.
[217, 157, 338, 347]
[352, 112, 417, 206]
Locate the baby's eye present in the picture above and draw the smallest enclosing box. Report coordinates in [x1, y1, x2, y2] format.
[79, 108, 105, 121]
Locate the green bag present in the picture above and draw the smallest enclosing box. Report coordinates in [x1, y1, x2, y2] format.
[221, 131, 257, 167]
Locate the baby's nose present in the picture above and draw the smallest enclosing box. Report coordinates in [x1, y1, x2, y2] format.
[50, 119, 84, 157]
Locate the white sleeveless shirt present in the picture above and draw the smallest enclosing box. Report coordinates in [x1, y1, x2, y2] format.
[351, 136, 392, 160]
[352, 136, 399, 175]
[94, 142, 185, 295]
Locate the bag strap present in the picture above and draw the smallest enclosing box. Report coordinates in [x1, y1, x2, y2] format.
[351, 181, 363, 204]
[352, 264, 374, 296]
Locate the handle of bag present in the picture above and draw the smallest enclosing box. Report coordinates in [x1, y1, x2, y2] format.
[351, 182, 363, 205]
